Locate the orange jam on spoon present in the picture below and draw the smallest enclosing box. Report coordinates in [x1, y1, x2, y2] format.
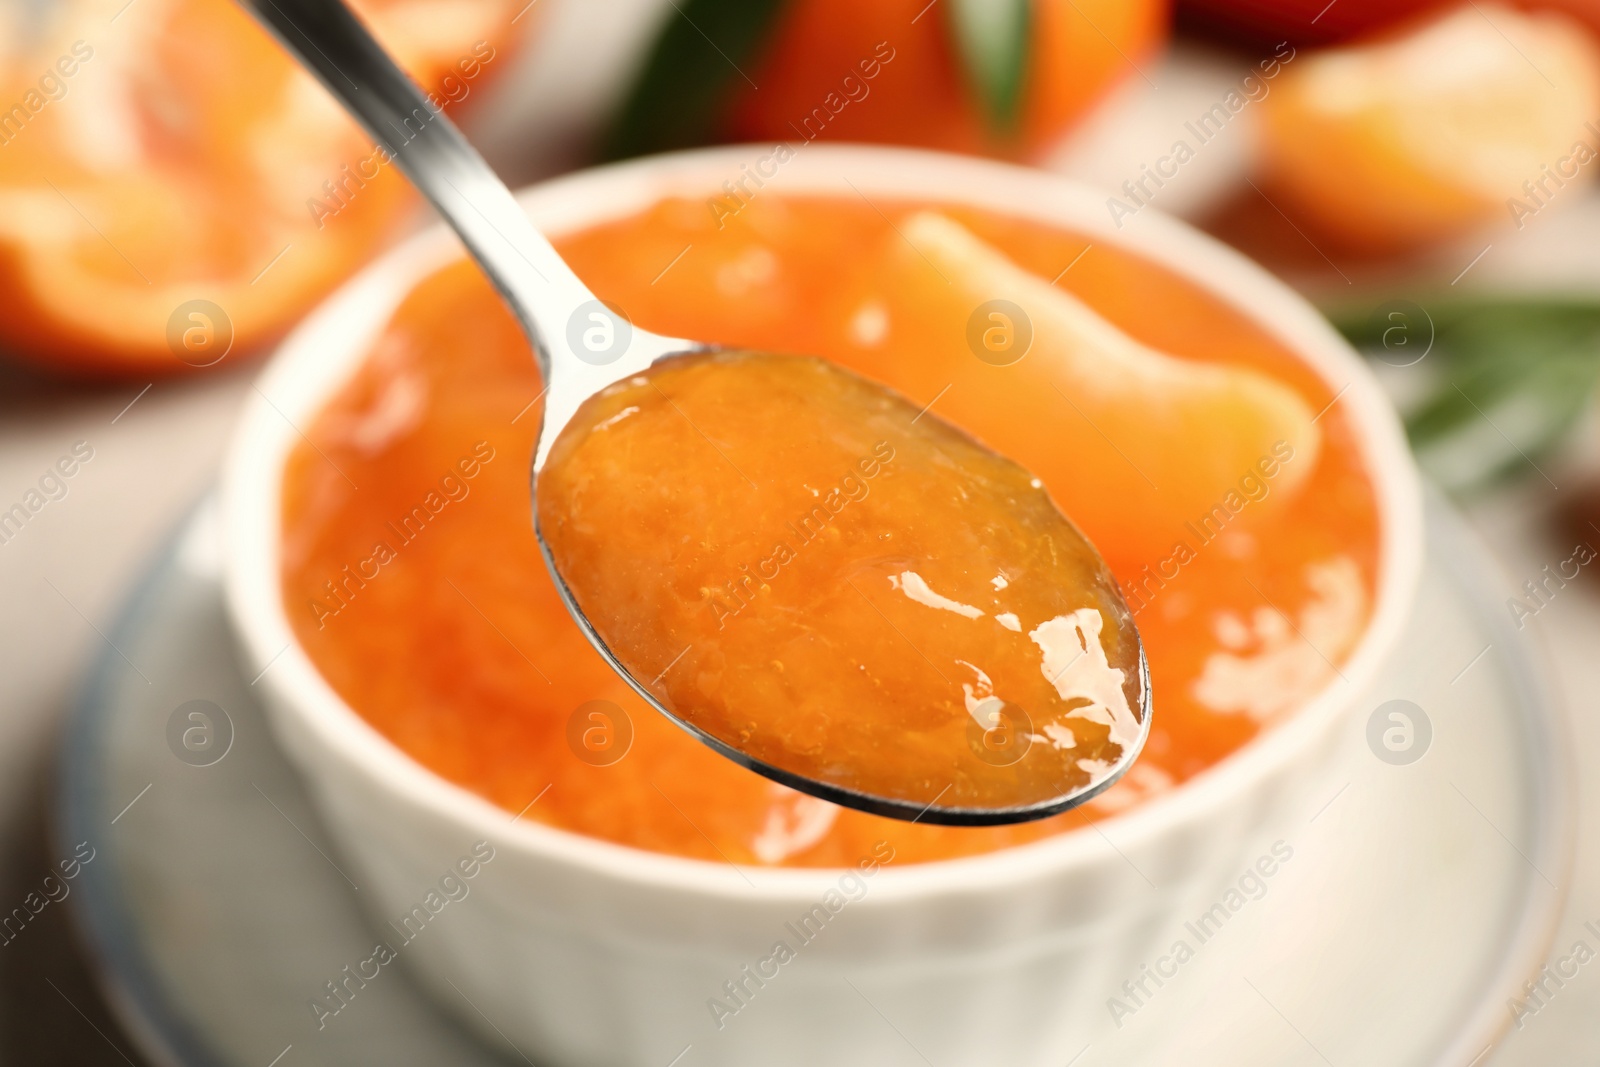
[536, 350, 1146, 818]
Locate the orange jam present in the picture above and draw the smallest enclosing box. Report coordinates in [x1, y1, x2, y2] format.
[281, 195, 1381, 867]
[537, 350, 1145, 818]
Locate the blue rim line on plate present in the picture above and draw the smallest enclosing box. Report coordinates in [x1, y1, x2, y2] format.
[1412, 484, 1575, 1066]
[55, 493, 232, 1067]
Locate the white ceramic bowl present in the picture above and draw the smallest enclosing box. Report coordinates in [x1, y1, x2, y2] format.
[223, 145, 1423, 1067]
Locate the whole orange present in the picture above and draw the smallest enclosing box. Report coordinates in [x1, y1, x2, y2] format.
[718, 0, 1169, 159]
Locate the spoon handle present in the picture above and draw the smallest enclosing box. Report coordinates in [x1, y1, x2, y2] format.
[237, 0, 587, 380]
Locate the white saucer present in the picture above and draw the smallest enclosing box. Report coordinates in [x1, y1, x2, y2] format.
[58, 490, 1571, 1067]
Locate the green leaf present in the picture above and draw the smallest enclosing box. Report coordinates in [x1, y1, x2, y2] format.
[1409, 335, 1600, 489]
[947, 0, 1031, 132]
[1328, 297, 1600, 492]
[602, 0, 791, 161]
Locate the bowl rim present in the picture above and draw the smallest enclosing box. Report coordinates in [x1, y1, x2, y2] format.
[223, 142, 1423, 903]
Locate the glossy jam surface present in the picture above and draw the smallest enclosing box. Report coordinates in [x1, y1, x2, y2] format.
[281, 195, 1381, 867]
[537, 350, 1145, 817]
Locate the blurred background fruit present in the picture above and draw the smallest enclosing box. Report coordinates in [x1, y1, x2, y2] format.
[12, 0, 1599, 490]
[1255, 3, 1600, 252]
[1178, 0, 1449, 46]
[605, 0, 1168, 161]
[1180, 0, 1600, 46]
[0, 0, 533, 378]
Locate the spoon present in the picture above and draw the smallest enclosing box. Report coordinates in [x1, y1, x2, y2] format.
[239, 0, 1151, 825]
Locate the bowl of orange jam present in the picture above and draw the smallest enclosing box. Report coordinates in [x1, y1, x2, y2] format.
[223, 146, 1421, 1066]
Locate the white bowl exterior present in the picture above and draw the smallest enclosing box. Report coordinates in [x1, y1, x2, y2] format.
[223, 146, 1422, 1066]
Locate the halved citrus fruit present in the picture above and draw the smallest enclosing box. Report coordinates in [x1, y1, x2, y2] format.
[1258, 2, 1600, 250]
[0, 0, 532, 377]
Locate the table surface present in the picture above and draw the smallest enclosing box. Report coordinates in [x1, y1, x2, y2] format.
[3, 22, 1600, 1066]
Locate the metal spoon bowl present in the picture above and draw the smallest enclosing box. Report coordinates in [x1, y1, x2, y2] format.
[238, 0, 1150, 825]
